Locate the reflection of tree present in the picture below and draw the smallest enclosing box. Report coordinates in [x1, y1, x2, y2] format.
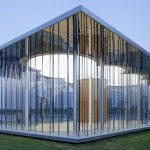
[43, 30, 73, 53]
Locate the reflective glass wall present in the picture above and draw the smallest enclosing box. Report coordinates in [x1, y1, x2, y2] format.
[0, 12, 150, 137]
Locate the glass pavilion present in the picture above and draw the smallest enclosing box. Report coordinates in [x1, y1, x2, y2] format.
[0, 5, 150, 143]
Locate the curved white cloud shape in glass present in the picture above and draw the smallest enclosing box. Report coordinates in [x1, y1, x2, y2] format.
[28, 54, 146, 86]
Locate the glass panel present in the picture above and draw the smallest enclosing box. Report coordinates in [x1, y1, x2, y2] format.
[0, 11, 150, 139]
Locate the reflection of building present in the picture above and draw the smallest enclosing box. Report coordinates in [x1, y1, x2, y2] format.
[0, 5, 150, 143]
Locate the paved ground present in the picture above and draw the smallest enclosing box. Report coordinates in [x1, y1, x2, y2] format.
[0, 131, 150, 150]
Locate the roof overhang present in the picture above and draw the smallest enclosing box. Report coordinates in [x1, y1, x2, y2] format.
[0, 5, 149, 56]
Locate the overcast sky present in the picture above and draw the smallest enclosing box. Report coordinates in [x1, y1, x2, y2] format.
[0, 0, 150, 51]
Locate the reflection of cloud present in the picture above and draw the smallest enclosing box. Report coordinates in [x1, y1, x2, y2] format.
[29, 54, 73, 83]
[29, 54, 96, 83]
[28, 54, 147, 86]
[103, 65, 145, 86]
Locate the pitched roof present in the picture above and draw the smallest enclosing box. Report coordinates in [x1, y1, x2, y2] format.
[0, 5, 149, 56]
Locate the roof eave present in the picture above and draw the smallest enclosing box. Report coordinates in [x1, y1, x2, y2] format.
[0, 5, 82, 49]
[0, 5, 149, 56]
[80, 5, 149, 56]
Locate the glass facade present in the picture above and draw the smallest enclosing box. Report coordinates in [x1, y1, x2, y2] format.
[0, 9, 150, 142]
